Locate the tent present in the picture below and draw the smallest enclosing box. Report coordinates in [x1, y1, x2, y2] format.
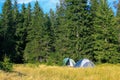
[74, 58, 95, 68]
[63, 58, 76, 67]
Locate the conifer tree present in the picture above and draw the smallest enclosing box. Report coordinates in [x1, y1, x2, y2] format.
[12, 0, 23, 63]
[115, 0, 120, 61]
[0, 14, 3, 61]
[1, 0, 16, 61]
[24, 1, 45, 62]
[90, 0, 119, 63]
[54, 0, 67, 64]
[59, 0, 90, 60]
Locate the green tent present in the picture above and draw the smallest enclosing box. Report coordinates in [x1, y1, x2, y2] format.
[63, 58, 76, 67]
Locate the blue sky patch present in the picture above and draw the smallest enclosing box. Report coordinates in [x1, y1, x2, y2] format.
[0, 0, 118, 14]
[0, 0, 59, 13]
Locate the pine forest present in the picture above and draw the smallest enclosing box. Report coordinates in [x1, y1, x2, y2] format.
[0, 0, 120, 65]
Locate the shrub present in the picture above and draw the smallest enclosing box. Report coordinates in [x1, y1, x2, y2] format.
[0, 57, 13, 72]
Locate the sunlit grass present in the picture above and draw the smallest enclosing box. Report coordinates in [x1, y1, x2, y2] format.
[0, 64, 120, 80]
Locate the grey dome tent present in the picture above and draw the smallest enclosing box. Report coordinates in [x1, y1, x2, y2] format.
[74, 58, 95, 68]
[63, 58, 76, 67]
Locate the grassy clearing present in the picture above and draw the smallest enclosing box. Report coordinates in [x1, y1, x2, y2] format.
[0, 64, 120, 80]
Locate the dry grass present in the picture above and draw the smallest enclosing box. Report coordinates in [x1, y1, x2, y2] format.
[0, 64, 120, 80]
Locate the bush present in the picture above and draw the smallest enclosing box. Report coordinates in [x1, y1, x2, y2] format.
[0, 57, 13, 72]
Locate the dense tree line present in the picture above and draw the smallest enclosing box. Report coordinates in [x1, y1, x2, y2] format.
[0, 0, 120, 65]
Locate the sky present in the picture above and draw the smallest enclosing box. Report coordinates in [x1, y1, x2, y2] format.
[0, 0, 118, 14]
[0, 0, 59, 13]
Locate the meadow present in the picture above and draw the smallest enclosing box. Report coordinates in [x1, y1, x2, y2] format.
[0, 64, 120, 80]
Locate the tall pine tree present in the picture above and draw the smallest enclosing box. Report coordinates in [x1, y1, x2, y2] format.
[24, 1, 45, 62]
[90, 0, 120, 63]
[58, 0, 91, 60]
[12, 0, 23, 63]
[1, 0, 16, 61]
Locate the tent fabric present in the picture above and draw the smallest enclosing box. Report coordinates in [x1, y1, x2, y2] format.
[74, 58, 95, 68]
[63, 58, 76, 67]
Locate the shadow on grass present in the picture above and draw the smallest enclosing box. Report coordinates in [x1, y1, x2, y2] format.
[10, 71, 27, 77]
